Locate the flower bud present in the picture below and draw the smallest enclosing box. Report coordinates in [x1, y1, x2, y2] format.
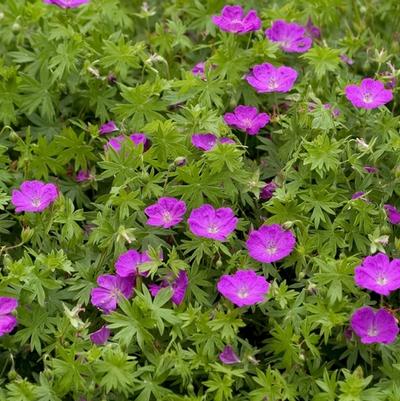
[12, 22, 20, 32]
[21, 227, 34, 243]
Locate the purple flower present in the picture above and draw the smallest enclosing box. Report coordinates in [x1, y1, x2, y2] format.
[90, 274, 134, 313]
[246, 63, 298, 93]
[350, 306, 399, 344]
[99, 121, 118, 135]
[11, 180, 58, 213]
[363, 165, 377, 174]
[324, 103, 341, 118]
[224, 105, 270, 135]
[219, 346, 241, 364]
[217, 269, 270, 307]
[265, 20, 312, 53]
[188, 204, 238, 241]
[90, 326, 111, 345]
[192, 62, 205, 78]
[260, 181, 277, 200]
[43, 0, 90, 8]
[191, 133, 217, 151]
[246, 224, 296, 263]
[384, 204, 400, 225]
[340, 54, 354, 65]
[354, 253, 400, 296]
[149, 270, 188, 305]
[105, 134, 150, 152]
[115, 250, 151, 278]
[212, 5, 261, 35]
[351, 191, 366, 200]
[0, 297, 18, 337]
[220, 137, 235, 145]
[345, 78, 393, 109]
[76, 170, 93, 182]
[305, 17, 321, 39]
[145, 197, 186, 228]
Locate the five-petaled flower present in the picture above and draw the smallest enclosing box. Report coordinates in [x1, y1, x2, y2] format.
[224, 105, 270, 135]
[0, 297, 18, 337]
[219, 345, 241, 364]
[89, 326, 111, 345]
[149, 270, 189, 305]
[384, 204, 400, 225]
[145, 197, 187, 228]
[354, 253, 400, 296]
[43, 0, 90, 8]
[246, 63, 298, 93]
[246, 224, 296, 263]
[345, 78, 393, 109]
[350, 306, 399, 344]
[188, 204, 238, 241]
[217, 269, 270, 307]
[11, 180, 59, 213]
[90, 274, 134, 313]
[115, 250, 151, 278]
[99, 121, 118, 135]
[265, 20, 312, 53]
[212, 5, 261, 35]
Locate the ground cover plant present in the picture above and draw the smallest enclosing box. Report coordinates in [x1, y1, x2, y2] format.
[1, 0, 400, 399]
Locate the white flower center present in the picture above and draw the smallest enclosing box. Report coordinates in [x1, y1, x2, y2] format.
[376, 275, 388, 286]
[32, 197, 42, 207]
[237, 288, 249, 299]
[265, 241, 277, 255]
[207, 224, 219, 234]
[368, 325, 378, 337]
[363, 92, 373, 103]
[267, 78, 279, 90]
[243, 118, 253, 128]
[162, 211, 172, 223]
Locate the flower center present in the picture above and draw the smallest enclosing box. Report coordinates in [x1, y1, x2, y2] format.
[207, 224, 219, 234]
[162, 211, 172, 223]
[31, 197, 42, 207]
[265, 241, 277, 255]
[237, 287, 249, 299]
[367, 325, 378, 337]
[376, 275, 388, 286]
[243, 118, 253, 128]
[362, 92, 373, 103]
[267, 78, 279, 90]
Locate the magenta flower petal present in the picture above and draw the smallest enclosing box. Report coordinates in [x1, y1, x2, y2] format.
[99, 121, 118, 135]
[188, 204, 238, 241]
[224, 105, 270, 135]
[129, 133, 150, 151]
[148, 271, 188, 305]
[219, 345, 241, 364]
[246, 63, 298, 93]
[90, 326, 111, 345]
[90, 274, 134, 313]
[354, 253, 400, 296]
[145, 197, 187, 228]
[246, 224, 296, 263]
[191, 133, 218, 151]
[384, 204, 400, 225]
[115, 250, 151, 278]
[265, 20, 312, 53]
[105, 134, 150, 152]
[212, 5, 261, 34]
[345, 78, 393, 109]
[0, 297, 18, 315]
[219, 137, 235, 145]
[217, 269, 270, 307]
[351, 306, 399, 344]
[11, 180, 58, 213]
[75, 170, 93, 182]
[0, 315, 18, 337]
[260, 181, 277, 200]
[43, 0, 90, 8]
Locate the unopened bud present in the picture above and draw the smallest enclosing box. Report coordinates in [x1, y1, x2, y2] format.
[12, 22, 20, 32]
[174, 157, 186, 167]
[21, 227, 34, 243]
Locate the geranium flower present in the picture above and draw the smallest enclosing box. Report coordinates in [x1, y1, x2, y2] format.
[265, 20, 312, 53]
[145, 197, 186, 228]
[217, 269, 270, 307]
[192, 62, 205, 78]
[384, 204, 400, 224]
[0, 297, 18, 337]
[43, 0, 90, 8]
[105, 133, 150, 152]
[345, 78, 393, 109]
[191, 134, 235, 151]
[354, 253, 400, 296]
[350, 306, 399, 344]
[219, 346, 241, 364]
[90, 274, 134, 313]
[351, 191, 366, 200]
[115, 250, 151, 277]
[363, 165, 378, 174]
[246, 63, 298, 93]
[188, 204, 238, 241]
[90, 326, 111, 345]
[149, 270, 189, 305]
[305, 17, 321, 39]
[99, 121, 118, 135]
[11, 180, 58, 213]
[224, 105, 270, 135]
[75, 170, 94, 182]
[246, 224, 296, 263]
[260, 181, 277, 200]
[212, 5, 261, 35]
